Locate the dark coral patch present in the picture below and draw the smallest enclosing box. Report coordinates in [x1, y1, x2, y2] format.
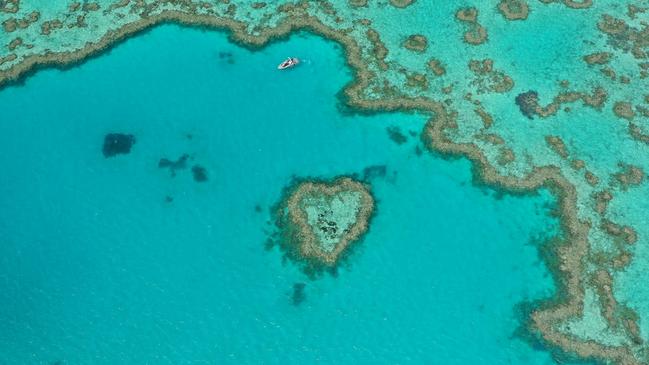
[191, 164, 208, 182]
[515, 90, 539, 119]
[362, 165, 387, 181]
[291, 282, 306, 306]
[102, 133, 135, 158]
[386, 126, 408, 145]
[218, 51, 235, 64]
[159, 153, 190, 177]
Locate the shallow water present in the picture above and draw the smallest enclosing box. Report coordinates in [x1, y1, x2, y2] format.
[0, 25, 572, 364]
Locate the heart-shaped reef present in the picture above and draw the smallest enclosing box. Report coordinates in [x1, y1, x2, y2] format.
[276, 177, 375, 269]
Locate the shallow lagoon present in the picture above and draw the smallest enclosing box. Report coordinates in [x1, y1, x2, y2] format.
[0, 25, 571, 364]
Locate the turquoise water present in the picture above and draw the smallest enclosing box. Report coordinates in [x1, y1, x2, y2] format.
[0, 25, 565, 364]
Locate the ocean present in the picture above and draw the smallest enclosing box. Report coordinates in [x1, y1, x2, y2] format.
[0, 24, 574, 364]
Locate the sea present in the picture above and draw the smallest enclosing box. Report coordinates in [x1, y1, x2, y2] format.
[0, 24, 579, 364]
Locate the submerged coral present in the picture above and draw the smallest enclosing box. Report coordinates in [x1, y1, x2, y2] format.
[274, 177, 374, 270]
[102, 133, 135, 158]
[191, 164, 208, 182]
[291, 282, 307, 306]
[159, 153, 190, 176]
[515, 90, 539, 119]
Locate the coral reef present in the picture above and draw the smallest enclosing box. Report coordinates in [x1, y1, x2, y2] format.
[2, 1, 649, 363]
[468, 59, 514, 94]
[159, 153, 190, 176]
[291, 282, 307, 305]
[191, 164, 208, 182]
[274, 177, 374, 269]
[102, 133, 135, 158]
[498, 0, 529, 20]
[455, 7, 488, 45]
[402, 34, 427, 52]
[515, 90, 539, 119]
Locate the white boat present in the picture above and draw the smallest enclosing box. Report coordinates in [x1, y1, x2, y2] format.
[277, 57, 299, 70]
